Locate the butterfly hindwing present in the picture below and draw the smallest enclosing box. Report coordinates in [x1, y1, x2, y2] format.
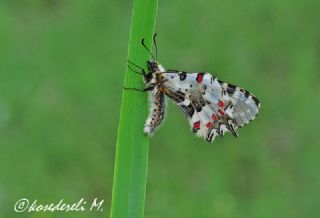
[216, 81, 260, 127]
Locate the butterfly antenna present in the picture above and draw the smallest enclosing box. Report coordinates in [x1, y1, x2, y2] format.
[153, 33, 158, 60]
[141, 38, 156, 60]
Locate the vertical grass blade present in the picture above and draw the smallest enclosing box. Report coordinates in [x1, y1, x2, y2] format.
[110, 0, 158, 217]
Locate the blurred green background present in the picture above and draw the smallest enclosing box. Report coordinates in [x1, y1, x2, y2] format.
[1, 0, 320, 217]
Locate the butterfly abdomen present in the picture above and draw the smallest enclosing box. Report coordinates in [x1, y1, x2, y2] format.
[144, 87, 166, 135]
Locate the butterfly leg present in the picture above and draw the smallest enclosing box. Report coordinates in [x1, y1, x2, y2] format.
[127, 65, 146, 76]
[123, 86, 154, 92]
[127, 59, 146, 75]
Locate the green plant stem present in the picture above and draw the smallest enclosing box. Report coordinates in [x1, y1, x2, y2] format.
[110, 0, 158, 217]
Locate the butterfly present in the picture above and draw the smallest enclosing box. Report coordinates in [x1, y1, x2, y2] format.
[127, 34, 260, 142]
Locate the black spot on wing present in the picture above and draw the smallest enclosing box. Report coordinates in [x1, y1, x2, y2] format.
[241, 89, 250, 98]
[176, 91, 185, 102]
[206, 134, 214, 142]
[226, 83, 236, 95]
[210, 74, 216, 80]
[216, 129, 223, 137]
[226, 122, 238, 137]
[179, 72, 187, 81]
[195, 104, 202, 112]
[251, 95, 260, 107]
[200, 98, 206, 107]
[206, 128, 215, 142]
[192, 128, 199, 133]
[205, 100, 211, 105]
[180, 104, 195, 117]
[166, 90, 185, 103]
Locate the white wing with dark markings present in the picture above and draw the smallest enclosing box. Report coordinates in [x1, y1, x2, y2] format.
[160, 71, 260, 142]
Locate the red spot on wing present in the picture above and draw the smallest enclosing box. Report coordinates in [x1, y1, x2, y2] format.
[196, 73, 204, 83]
[193, 121, 200, 129]
[212, 114, 219, 121]
[218, 109, 225, 115]
[217, 100, 224, 108]
[206, 122, 212, 128]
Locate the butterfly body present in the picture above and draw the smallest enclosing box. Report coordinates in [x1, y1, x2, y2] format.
[142, 60, 260, 142]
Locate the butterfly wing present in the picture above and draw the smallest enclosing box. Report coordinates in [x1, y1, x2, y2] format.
[161, 71, 260, 142]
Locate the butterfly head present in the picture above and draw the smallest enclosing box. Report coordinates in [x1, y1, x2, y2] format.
[147, 60, 164, 73]
[143, 60, 164, 84]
